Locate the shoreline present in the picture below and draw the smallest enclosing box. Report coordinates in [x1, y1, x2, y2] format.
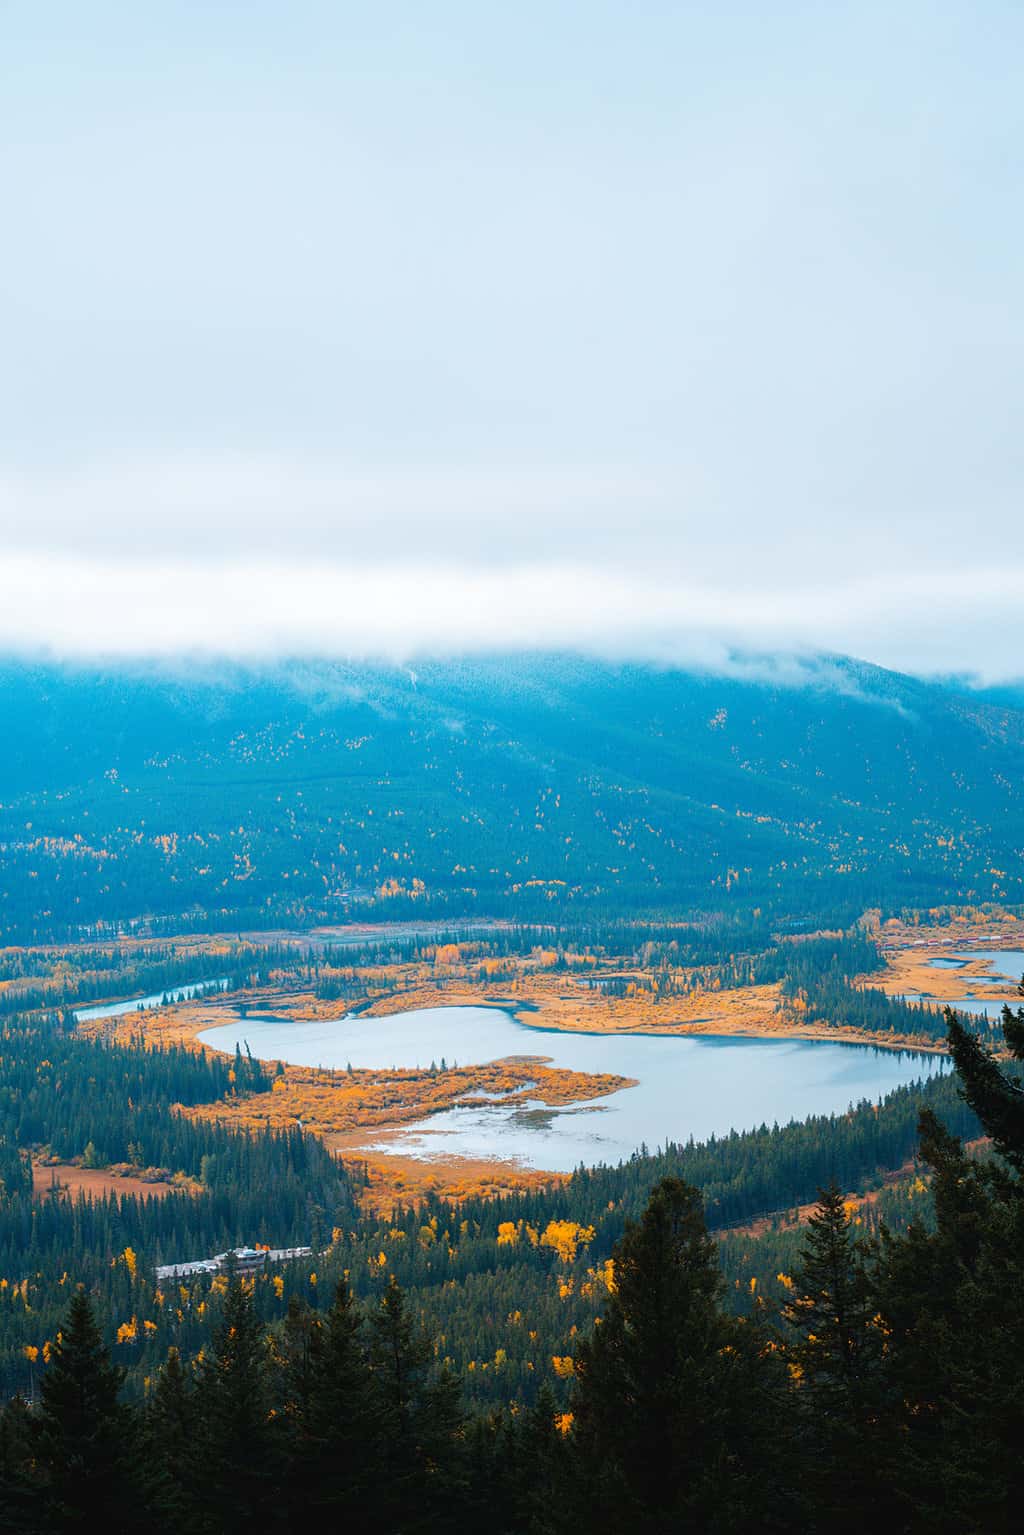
[64, 918, 1022, 1208]
[82, 947, 980, 1208]
[352, 986, 951, 1057]
[180, 996, 948, 1203]
[199, 996, 951, 1059]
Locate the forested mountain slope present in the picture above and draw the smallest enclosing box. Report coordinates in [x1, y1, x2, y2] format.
[2, 651, 1023, 938]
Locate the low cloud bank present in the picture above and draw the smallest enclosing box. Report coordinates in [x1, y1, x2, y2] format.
[0, 551, 1021, 685]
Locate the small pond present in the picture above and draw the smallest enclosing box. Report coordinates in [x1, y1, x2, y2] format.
[926, 950, 1024, 984]
[903, 995, 1008, 1023]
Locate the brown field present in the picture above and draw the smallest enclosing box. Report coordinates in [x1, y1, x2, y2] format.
[177, 1054, 633, 1140]
[331, 1145, 565, 1216]
[31, 1162, 199, 1202]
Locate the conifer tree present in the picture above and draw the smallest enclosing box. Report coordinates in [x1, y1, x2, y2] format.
[298, 1280, 379, 1525]
[783, 1184, 888, 1531]
[36, 1287, 135, 1530]
[192, 1274, 278, 1534]
[273, 1293, 347, 1523]
[945, 998, 1024, 1170]
[368, 1276, 467, 1532]
[869, 996, 1024, 1530]
[485, 1384, 569, 1535]
[571, 1177, 782, 1532]
[0, 1394, 43, 1534]
[785, 1183, 875, 1391]
[142, 1348, 198, 1532]
[275, 1293, 321, 1446]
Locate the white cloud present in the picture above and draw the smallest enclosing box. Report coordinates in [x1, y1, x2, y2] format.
[1, 549, 1021, 682]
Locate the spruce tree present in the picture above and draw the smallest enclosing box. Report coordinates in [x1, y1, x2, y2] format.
[142, 1348, 198, 1532]
[299, 1281, 379, 1525]
[483, 1385, 569, 1535]
[945, 999, 1024, 1170]
[785, 1182, 875, 1391]
[0, 1394, 43, 1534]
[275, 1293, 321, 1449]
[872, 996, 1024, 1530]
[192, 1274, 278, 1534]
[36, 1287, 135, 1530]
[368, 1276, 467, 1532]
[571, 1176, 784, 1533]
[783, 1184, 887, 1531]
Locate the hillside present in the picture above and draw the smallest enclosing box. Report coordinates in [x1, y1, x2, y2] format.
[3, 651, 1024, 939]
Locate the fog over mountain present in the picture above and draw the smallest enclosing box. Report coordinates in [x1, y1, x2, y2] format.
[1, 553, 1023, 684]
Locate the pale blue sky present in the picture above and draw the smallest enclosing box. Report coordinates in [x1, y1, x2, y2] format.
[1, 3, 1022, 673]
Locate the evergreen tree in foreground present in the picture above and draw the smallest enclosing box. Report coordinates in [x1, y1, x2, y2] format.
[191, 1272, 278, 1535]
[369, 1275, 468, 1532]
[785, 1183, 877, 1393]
[273, 1282, 379, 1528]
[36, 1287, 135, 1530]
[470, 1385, 568, 1535]
[0, 1392, 42, 1534]
[945, 997, 1024, 1171]
[305, 1280, 380, 1525]
[142, 1348, 197, 1533]
[873, 994, 1024, 1533]
[783, 1184, 889, 1532]
[571, 1176, 789, 1533]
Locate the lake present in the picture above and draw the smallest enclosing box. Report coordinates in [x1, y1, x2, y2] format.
[198, 1005, 944, 1174]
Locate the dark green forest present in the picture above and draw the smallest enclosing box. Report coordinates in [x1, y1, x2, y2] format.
[2, 998, 1022, 1533]
[3, 654, 1024, 940]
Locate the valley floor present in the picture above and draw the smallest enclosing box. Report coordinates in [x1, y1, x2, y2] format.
[67, 910, 1023, 1208]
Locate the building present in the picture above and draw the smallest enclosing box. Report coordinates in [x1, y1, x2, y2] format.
[155, 1244, 312, 1282]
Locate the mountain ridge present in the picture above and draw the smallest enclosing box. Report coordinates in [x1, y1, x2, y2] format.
[3, 649, 1023, 939]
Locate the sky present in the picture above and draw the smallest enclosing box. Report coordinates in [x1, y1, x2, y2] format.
[2, 2, 1022, 678]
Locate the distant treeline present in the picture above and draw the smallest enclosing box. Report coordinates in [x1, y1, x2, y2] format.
[0, 941, 321, 1020]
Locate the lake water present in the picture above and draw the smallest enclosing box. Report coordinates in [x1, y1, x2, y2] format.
[926, 950, 1024, 984]
[907, 947, 1024, 1026]
[198, 1005, 944, 1174]
[75, 977, 230, 1022]
[904, 995, 1008, 1023]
